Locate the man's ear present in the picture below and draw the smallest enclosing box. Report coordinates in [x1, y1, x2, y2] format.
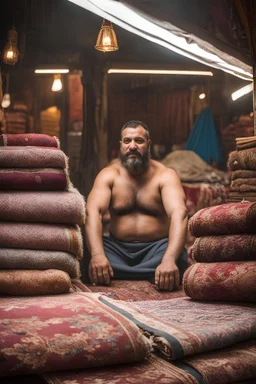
[148, 139, 152, 149]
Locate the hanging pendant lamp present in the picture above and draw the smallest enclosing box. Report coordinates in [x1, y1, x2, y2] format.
[95, 19, 119, 52]
[2, 27, 19, 66]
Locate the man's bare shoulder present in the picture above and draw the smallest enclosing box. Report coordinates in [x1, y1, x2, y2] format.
[151, 159, 179, 179]
[96, 161, 121, 183]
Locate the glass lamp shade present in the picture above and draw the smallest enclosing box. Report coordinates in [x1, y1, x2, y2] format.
[95, 19, 119, 52]
[1, 93, 11, 108]
[2, 27, 19, 65]
[51, 74, 63, 92]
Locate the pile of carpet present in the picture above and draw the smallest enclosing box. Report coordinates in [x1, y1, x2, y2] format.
[228, 136, 256, 202]
[184, 201, 256, 302]
[0, 133, 85, 295]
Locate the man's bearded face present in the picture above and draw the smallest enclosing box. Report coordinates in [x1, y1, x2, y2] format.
[120, 147, 150, 173]
[119, 126, 151, 174]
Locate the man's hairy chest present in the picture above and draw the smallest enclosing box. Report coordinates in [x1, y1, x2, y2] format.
[110, 179, 164, 216]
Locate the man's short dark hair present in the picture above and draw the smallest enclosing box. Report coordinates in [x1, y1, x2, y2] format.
[121, 120, 150, 139]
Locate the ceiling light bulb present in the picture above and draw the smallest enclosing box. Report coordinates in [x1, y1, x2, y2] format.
[51, 74, 63, 92]
[2, 27, 19, 65]
[1, 93, 11, 108]
[199, 93, 206, 99]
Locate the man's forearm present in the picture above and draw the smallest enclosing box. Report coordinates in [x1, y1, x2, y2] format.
[162, 213, 188, 263]
[85, 214, 106, 259]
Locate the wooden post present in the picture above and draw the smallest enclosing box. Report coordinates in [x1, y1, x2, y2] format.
[254, 69, 256, 135]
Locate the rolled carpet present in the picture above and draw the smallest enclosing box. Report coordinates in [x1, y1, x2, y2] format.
[0, 248, 81, 278]
[189, 201, 256, 237]
[0, 133, 60, 148]
[183, 261, 256, 302]
[0, 189, 85, 224]
[191, 234, 256, 262]
[0, 269, 71, 295]
[0, 222, 83, 260]
[0, 146, 67, 168]
[0, 168, 68, 191]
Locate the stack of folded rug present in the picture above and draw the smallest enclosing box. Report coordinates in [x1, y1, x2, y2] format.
[183, 201, 256, 302]
[0, 133, 85, 295]
[228, 137, 256, 202]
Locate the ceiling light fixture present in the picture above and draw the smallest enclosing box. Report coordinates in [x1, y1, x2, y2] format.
[51, 74, 63, 92]
[68, 0, 252, 81]
[2, 27, 19, 66]
[35, 69, 69, 74]
[199, 93, 206, 99]
[1, 93, 11, 109]
[107, 69, 213, 76]
[1, 73, 11, 108]
[95, 19, 119, 52]
[231, 83, 253, 101]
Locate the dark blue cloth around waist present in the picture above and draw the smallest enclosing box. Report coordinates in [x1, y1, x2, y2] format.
[103, 234, 188, 281]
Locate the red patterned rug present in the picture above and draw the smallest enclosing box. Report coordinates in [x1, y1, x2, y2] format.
[0, 293, 150, 376]
[43, 355, 198, 384]
[182, 340, 256, 384]
[87, 280, 186, 301]
[42, 341, 256, 384]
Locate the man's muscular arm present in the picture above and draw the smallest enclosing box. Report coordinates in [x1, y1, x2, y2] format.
[85, 167, 116, 285]
[155, 168, 188, 291]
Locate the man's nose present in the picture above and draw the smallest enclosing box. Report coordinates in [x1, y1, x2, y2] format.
[129, 140, 137, 149]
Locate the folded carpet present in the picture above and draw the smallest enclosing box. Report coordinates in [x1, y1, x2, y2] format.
[191, 234, 256, 262]
[0, 292, 150, 376]
[0, 248, 80, 278]
[43, 341, 256, 384]
[98, 295, 256, 359]
[0, 133, 59, 148]
[189, 201, 256, 236]
[43, 354, 199, 384]
[0, 223, 83, 259]
[231, 180, 256, 192]
[0, 269, 71, 295]
[228, 148, 256, 171]
[0, 147, 67, 168]
[231, 169, 256, 180]
[181, 340, 256, 384]
[183, 261, 256, 302]
[236, 135, 256, 150]
[0, 189, 85, 224]
[227, 191, 256, 203]
[0, 168, 69, 191]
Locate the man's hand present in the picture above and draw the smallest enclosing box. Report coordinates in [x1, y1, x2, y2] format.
[155, 261, 180, 291]
[89, 255, 114, 286]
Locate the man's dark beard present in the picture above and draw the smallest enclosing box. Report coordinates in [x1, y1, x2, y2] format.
[120, 151, 150, 174]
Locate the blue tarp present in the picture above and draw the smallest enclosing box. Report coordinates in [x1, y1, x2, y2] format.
[185, 106, 221, 164]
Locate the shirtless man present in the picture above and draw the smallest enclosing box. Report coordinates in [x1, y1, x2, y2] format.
[85, 120, 188, 291]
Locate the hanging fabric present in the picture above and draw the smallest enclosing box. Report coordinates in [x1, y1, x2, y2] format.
[185, 106, 221, 165]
